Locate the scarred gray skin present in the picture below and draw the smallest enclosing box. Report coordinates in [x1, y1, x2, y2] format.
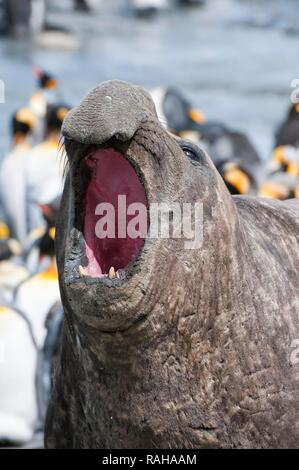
[45, 80, 299, 449]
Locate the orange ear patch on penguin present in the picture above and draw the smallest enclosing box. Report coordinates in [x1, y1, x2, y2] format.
[187, 108, 205, 125]
[258, 181, 288, 200]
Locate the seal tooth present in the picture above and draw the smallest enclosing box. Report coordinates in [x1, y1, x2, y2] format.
[78, 265, 87, 277]
[108, 266, 116, 279]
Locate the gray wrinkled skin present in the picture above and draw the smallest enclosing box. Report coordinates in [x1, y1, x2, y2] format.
[45, 80, 299, 449]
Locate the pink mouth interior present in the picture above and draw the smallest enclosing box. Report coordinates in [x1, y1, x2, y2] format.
[83, 148, 148, 277]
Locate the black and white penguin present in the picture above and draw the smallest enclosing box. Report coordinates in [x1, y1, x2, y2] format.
[0, 108, 35, 244]
[150, 86, 261, 195]
[29, 68, 59, 144]
[150, 86, 205, 133]
[1, 103, 69, 248]
[269, 101, 299, 178]
[0, 306, 38, 445]
[0, 220, 25, 305]
[268, 145, 299, 178]
[275, 102, 299, 148]
[36, 301, 63, 422]
[207, 130, 263, 196]
[130, 0, 204, 16]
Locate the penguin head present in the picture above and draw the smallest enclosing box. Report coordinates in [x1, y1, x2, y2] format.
[0, 221, 22, 261]
[46, 104, 71, 134]
[151, 87, 205, 134]
[11, 107, 36, 142]
[217, 161, 251, 195]
[271, 146, 299, 177]
[37, 197, 61, 258]
[163, 88, 205, 133]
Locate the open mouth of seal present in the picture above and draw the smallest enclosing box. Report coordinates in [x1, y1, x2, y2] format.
[73, 147, 148, 282]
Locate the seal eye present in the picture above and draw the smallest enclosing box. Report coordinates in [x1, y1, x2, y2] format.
[181, 143, 203, 165]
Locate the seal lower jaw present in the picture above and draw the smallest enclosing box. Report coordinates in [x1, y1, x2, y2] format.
[65, 144, 149, 287]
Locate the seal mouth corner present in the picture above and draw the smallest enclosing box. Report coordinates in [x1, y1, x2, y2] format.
[68, 145, 149, 286]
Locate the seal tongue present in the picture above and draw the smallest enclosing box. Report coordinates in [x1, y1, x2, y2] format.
[83, 148, 147, 278]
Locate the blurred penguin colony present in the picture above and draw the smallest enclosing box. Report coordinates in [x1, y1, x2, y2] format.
[0, 68, 67, 446]
[0, 0, 299, 449]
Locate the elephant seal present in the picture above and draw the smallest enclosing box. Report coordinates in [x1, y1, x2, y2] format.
[45, 80, 299, 449]
[275, 102, 299, 148]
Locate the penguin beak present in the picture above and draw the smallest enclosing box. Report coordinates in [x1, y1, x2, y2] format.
[223, 166, 250, 195]
[258, 182, 288, 200]
[294, 188, 299, 198]
[187, 108, 205, 125]
[295, 103, 299, 113]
